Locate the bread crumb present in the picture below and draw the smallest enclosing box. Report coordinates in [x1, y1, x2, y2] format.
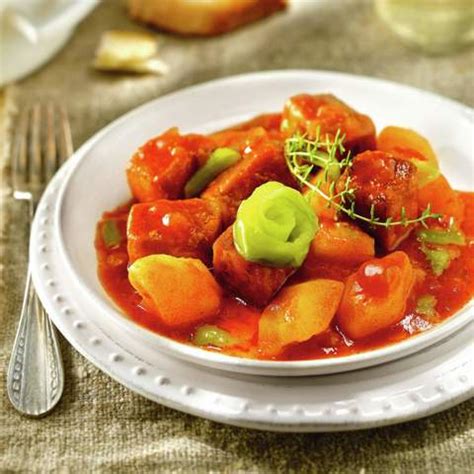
[93, 30, 169, 75]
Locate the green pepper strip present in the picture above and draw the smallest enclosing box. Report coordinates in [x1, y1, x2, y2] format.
[185, 147, 241, 198]
[421, 245, 454, 276]
[102, 220, 122, 248]
[412, 158, 440, 188]
[193, 325, 236, 348]
[416, 294, 437, 317]
[418, 228, 466, 246]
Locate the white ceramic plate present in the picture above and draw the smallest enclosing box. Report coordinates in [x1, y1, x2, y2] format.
[31, 71, 474, 430]
[31, 158, 473, 432]
[0, 0, 97, 86]
[52, 70, 474, 377]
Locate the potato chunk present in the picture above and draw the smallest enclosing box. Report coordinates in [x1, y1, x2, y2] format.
[202, 129, 296, 226]
[377, 126, 442, 189]
[212, 227, 295, 307]
[258, 279, 344, 357]
[305, 219, 375, 267]
[339, 150, 418, 251]
[127, 128, 214, 202]
[377, 126, 438, 169]
[418, 175, 465, 224]
[281, 94, 376, 154]
[211, 126, 271, 151]
[337, 251, 415, 339]
[128, 254, 222, 327]
[127, 198, 222, 264]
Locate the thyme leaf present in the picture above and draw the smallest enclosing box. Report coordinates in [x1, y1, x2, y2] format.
[284, 129, 442, 228]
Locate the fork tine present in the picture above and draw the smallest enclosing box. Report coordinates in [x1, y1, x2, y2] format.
[44, 103, 57, 182]
[57, 105, 73, 165]
[12, 107, 29, 192]
[30, 103, 42, 185]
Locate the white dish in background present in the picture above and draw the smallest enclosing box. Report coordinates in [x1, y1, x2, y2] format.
[0, 0, 97, 86]
[52, 70, 474, 377]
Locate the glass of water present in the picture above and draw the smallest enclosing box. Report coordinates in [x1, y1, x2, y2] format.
[375, 0, 474, 54]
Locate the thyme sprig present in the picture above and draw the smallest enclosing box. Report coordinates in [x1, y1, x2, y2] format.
[284, 130, 442, 228]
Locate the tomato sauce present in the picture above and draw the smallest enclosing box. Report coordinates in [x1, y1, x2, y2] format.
[96, 191, 474, 361]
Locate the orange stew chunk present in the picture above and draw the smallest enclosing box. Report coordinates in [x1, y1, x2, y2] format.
[127, 128, 214, 202]
[418, 175, 465, 224]
[377, 126, 439, 168]
[202, 129, 296, 226]
[219, 113, 282, 137]
[460, 192, 474, 237]
[304, 169, 339, 220]
[304, 219, 375, 268]
[337, 251, 415, 339]
[127, 198, 222, 264]
[259, 279, 344, 357]
[129, 254, 222, 327]
[340, 150, 418, 251]
[213, 226, 295, 307]
[281, 94, 376, 154]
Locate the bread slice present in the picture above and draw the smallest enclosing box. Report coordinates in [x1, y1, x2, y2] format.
[127, 0, 287, 36]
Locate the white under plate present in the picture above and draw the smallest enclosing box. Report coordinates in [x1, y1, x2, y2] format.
[30, 71, 474, 431]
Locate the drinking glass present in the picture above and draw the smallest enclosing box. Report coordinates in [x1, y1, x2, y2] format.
[375, 0, 474, 54]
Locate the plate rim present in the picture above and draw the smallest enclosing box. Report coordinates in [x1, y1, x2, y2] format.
[30, 160, 474, 431]
[53, 69, 474, 376]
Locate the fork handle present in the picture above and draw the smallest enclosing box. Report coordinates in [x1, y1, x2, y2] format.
[7, 271, 64, 416]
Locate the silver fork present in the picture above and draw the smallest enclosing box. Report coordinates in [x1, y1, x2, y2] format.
[7, 103, 73, 416]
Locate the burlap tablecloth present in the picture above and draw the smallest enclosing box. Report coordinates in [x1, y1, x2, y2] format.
[1, 1, 473, 472]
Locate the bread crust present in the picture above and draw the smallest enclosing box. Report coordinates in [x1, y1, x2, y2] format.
[127, 0, 287, 36]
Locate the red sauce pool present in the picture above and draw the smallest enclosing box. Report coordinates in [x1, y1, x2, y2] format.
[96, 191, 474, 361]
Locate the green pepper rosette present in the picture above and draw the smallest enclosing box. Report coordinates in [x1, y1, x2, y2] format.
[233, 181, 318, 267]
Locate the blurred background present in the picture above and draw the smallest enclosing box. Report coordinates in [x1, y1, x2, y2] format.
[1, 0, 473, 148]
